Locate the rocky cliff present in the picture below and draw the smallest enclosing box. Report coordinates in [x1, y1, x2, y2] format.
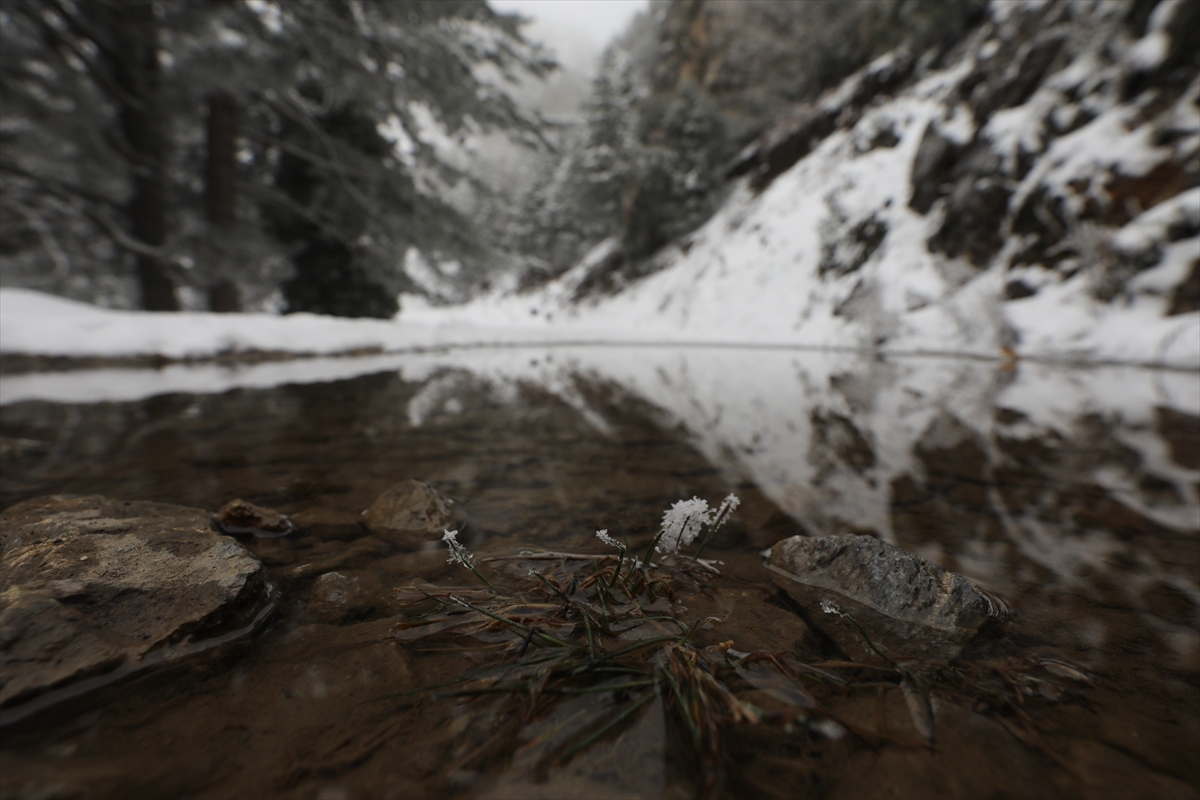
[480, 0, 1198, 368]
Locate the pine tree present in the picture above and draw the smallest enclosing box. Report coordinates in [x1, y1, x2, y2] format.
[514, 28, 728, 282]
[0, 0, 555, 314]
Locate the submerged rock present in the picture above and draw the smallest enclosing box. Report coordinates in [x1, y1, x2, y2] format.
[0, 495, 274, 721]
[290, 507, 364, 540]
[213, 498, 296, 538]
[362, 480, 458, 549]
[305, 569, 387, 624]
[767, 534, 1001, 662]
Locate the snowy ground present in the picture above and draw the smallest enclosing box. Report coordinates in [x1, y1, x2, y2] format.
[0, 287, 597, 361]
[4, 10, 1198, 374]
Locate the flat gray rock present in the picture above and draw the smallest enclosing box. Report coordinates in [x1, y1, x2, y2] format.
[768, 534, 1000, 662]
[361, 480, 458, 549]
[0, 495, 274, 720]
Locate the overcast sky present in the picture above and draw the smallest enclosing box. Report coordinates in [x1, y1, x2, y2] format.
[490, 0, 648, 75]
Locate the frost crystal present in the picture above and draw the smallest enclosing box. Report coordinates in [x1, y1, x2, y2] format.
[715, 493, 740, 519]
[657, 497, 710, 553]
[442, 529, 473, 567]
[595, 529, 625, 550]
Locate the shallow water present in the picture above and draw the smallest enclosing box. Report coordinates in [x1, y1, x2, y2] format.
[1, 347, 1197, 799]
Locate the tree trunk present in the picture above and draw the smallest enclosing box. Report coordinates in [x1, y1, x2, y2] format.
[205, 91, 238, 227]
[207, 278, 241, 312]
[105, 1, 178, 310]
[205, 90, 241, 311]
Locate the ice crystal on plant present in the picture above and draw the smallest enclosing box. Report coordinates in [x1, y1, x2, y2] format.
[595, 529, 625, 550]
[443, 529, 473, 567]
[658, 497, 711, 553]
[714, 493, 740, 521]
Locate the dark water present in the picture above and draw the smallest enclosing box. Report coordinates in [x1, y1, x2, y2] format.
[1, 348, 1197, 799]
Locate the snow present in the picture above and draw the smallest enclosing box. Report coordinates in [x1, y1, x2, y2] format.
[3, 1, 1197, 377]
[1127, 30, 1169, 71]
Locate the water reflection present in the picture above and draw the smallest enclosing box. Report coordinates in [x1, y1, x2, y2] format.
[387, 348, 1200, 674]
[2, 347, 1197, 795]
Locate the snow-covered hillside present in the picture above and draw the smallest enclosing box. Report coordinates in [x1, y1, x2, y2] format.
[428, 0, 1200, 369]
[1, 1, 1195, 371]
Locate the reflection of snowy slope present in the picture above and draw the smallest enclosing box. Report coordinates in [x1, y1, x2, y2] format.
[398, 346, 1197, 667]
[3, 340, 1195, 662]
[395, 347, 1198, 595]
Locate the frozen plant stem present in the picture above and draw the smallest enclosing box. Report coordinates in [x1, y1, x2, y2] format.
[442, 529, 502, 594]
[641, 530, 666, 569]
[595, 528, 629, 587]
[694, 493, 740, 558]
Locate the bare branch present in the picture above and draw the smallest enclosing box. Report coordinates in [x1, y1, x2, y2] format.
[241, 127, 380, 180]
[1, 160, 168, 260]
[258, 93, 390, 227]
[87, 206, 169, 259]
[42, 0, 119, 60]
[237, 180, 349, 243]
[34, 2, 149, 113]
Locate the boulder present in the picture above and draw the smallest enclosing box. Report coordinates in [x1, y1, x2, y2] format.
[213, 498, 296, 537]
[0, 495, 274, 721]
[361, 480, 458, 549]
[767, 534, 1001, 662]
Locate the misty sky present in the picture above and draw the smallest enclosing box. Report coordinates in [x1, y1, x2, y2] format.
[490, 0, 648, 74]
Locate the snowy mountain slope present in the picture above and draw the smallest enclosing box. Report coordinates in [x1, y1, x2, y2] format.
[440, 0, 1199, 368]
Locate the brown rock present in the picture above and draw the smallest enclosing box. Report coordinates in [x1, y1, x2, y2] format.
[361, 480, 458, 550]
[767, 534, 1001, 663]
[0, 495, 273, 721]
[213, 498, 296, 537]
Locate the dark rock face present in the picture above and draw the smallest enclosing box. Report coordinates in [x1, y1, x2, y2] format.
[1005, 280, 1038, 301]
[819, 214, 889, 279]
[1167, 258, 1200, 316]
[908, 125, 962, 214]
[927, 140, 1012, 268]
[768, 534, 999, 662]
[739, 51, 916, 192]
[970, 34, 1067, 122]
[0, 496, 273, 718]
[361, 480, 458, 549]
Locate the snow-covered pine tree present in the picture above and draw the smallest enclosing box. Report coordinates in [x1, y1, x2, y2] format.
[513, 15, 727, 287]
[0, 0, 555, 314]
[510, 0, 985, 293]
[513, 45, 642, 278]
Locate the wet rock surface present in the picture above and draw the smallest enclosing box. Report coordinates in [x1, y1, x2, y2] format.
[213, 498, 296, 537]
[304, 569, 388, 624]
[768, 533, 997, 662]
[361, 479, 458, 549]
[0, 495, 273, 718]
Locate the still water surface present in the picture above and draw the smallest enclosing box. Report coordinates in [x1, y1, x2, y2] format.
[1, 347, 1197, 798]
